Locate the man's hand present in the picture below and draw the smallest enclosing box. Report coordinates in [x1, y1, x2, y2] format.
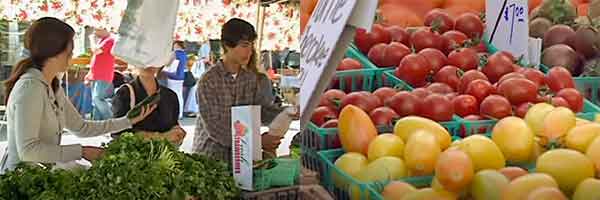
[82, 146, 105, 162]
[261, 133, 283, 151]
[166, 126, 186, 145]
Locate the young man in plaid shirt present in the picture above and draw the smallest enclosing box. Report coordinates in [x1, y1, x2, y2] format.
[192, 18, 291, 164]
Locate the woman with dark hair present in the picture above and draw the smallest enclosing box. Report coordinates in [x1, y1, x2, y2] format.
[0, 17, 155, 173]
[191, 18, 296, 164]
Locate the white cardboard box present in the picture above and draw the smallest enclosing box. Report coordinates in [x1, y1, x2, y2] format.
[231, 105, 262, 191]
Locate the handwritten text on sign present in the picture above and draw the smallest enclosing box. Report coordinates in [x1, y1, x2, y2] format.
[486, 0, 529, 63]
[299, 0, 357, 115]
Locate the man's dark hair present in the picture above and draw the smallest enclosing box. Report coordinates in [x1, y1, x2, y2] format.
[173, 40, 185, 49]
[221, 18, 257, 49]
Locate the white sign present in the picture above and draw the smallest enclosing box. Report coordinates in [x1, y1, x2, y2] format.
[231, 105, 262, 191]
[486, 0, 529, 63]
[299, 0, 378, 127]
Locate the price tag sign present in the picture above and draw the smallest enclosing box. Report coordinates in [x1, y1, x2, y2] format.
[486, 0, 529, 63]
[298, 0, 378, 128]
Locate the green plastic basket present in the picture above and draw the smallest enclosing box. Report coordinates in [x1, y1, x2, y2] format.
[573, 77, 600, 107]
[254, 158, 301, 191]
[346, 46, 379, 69]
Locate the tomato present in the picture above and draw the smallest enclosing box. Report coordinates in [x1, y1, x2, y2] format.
[459, 115, 488, 137]
[319, 89, 347, 110]
[459, 70, 489, 94]
[333, 58, 363, 92]
[337, 58, 362, 71]
[427, 82, 454, 94]
[354, 24, 392, 54]
[446, 92, 459, 101]
[321, 119, 339, 128]
[412, 88, 433, 99]
[442, 30, 469, 53]
[311, 106, 338, 126]
[453, 94, 479, 117]
[424, 9, 455, 33]
[341, 92, 378, 113]
[546, 67, 575, 93]
[498, 51, 516, 62]
[556, 88, 584, 113]
[480, 95, 513, 119]
[483, 52, 516, 83]
[370, 107, 401, 126]
[497, 72, 527, 86]
[373, 87, 398, 103]
[410, 28, 444, 52]
[497, 78, 539, 105]
[362, 91, 384, 109]
[386, 91, 421, 117]
[419, 94, 454, 122]
[471, 41, 488, 53]
[519, 68, 546, 87]
[551, 97, 571, 108]
[448, 48, 479, 71]
[434, 65, 462, 91]
[454, 13, 484, 39]
[395, 54, 432, 87]
[418, 48, 448, 73]
[515, 102, 534, 118]
[465, 79, 495, 103]
[368, 42, 411, 67]
[385, 25, 410, 45]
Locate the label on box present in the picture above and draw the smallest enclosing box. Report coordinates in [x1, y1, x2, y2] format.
[232, 105, 262, 191]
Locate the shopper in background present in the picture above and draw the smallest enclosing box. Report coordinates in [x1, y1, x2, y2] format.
[112, 66, 186, 146]
[0, 17, 155, 173]
[183, 40, 211, 118]
[192, 18, 294, 164]
[85, 27, 116, 120]
[164, 41, 187, 119]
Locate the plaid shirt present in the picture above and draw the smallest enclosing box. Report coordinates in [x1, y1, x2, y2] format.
[192, 61, 283, 160]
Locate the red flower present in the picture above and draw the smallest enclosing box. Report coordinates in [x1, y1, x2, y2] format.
[93, 11, 103, 21]
[91, 0, 98, 8]
[194, 27, 203, 34]
[39, 3, 49, 12]
[18, 10, 28, 21]
[51, 1, 62, 10]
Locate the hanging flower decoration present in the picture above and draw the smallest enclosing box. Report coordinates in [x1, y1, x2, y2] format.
[1, 0, 299, 51]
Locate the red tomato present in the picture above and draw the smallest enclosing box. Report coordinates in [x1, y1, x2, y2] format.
[373, 87, 398, 103]
[545, 66, 576, 93]
[424, 9, 455, 33]
[411, 88, 433, 99]
[536, 95, 552, 103]
[519, 68, 546, 87]
[442, 30, 469, 53]
[498, 51, 516, 62]
[465, 79, 494, 103]
[448, 48, 479, 71]
[551, 97, 571, 108]
[419, 94, 455, 122]
[434, 65, 462, 91]
[319, 89, 347, 110]
[483, 52, 516, 83]
[368, 42, 411, 67]
[321, 119, 338, 128]
[454, 13, 484, 39]
[453, 94, 479, 117]
[386, 91, 421, 117]
[471, 41, 488, 53]
[515, 102, 534, 118]
[341, 92, 378, 113]
[497, 72, 527, 86]
[480, 95, 513, 119]
[395, 54, 432, 87]
[354, 24, 392, 54]
[361, 91, 384, 109]
[311, 106, 338, 126]
[369, 107, 401, 126]
[410, 28, 444, 52]
[497, 78, 539, 105]
[418, 48, 448, 73]
[337, 58, 362, 70]
[556, 88, 584, 113]
[458, 70, 489, 94]
[446, 92, 459, 101]
[333, 58, 363, 92]
[427, 82, 455, 94]
[385, 25, 410, 45]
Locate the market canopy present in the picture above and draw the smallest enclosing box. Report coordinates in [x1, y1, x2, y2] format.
[1, 0, 299, 50]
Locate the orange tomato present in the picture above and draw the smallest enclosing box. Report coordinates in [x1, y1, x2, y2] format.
[443, 0, 485, 13]
[300, 13, 309, 35]
[379, 4, 424, 28]
[529, 0, 543, 13]
[301, 0, 318, 15]
[379, 0, 436, 18]
[443, 6, 478, 18]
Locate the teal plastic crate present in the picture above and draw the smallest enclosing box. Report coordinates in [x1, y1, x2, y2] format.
[254, 158, 301, 191]
[573, 77, 600, 107]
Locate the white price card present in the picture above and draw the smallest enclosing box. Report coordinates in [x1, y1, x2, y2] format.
[486, 0, 529, 63]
